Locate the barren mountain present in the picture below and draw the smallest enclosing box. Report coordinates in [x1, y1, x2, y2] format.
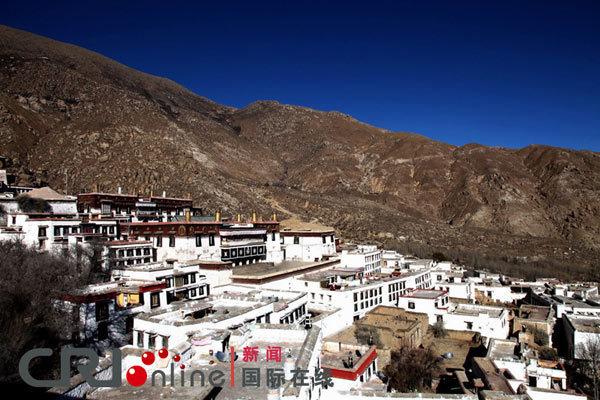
[1, 25, 599, 279]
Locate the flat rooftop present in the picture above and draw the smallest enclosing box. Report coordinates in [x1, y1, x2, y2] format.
[552, 295, 598, 308]
[320, 345, 376, 371]
[74, 280, 164, 296]
[300, 269, 430, 291]
[487, 339, 519, 361]
[473, 357, 514, 394]
[451, 304, 505, 318]
[231, 259, 338, 280]
[566, 315, 600, 333]
[517, 305, 552, 321]
[137, 294, 275, 326]
[402, 289, 446, 299]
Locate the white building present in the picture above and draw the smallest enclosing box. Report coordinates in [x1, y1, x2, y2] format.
[279, 220, 336, 262]
[554, 283, 599, 300]
[123, 217, 282, 265]
[487, 339, 568, 392]
[289, 268, 433, 326]
[396, 289, 450, 324]
[339, 245, 382, 275]
[0, 186, 77, 215]
[563, 314, 600, 359]
[443, 303, 510, 340]
[63, 279, 168, 349]
[1, 212, 81, 252]
[112, 260, 210, 304]
[132, 288, 308, 350]
[472, 278, 527, 304]
[76, 189, 196, 222]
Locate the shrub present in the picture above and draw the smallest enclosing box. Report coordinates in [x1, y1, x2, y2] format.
[538, 346, 558, 361]
[355, 325, 383, 347]
[432, 320, 448, 338]
[531, 326, 549, 347]
[384, 345, 442, 392]
[17, 194, 51, 213]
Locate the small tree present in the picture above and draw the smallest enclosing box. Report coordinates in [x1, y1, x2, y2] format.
[355, 325, 383, 347]
[530, 326, 549, 347]
[578, 336, 600, 400]
[538, 346, 558, 361]
[432, 320, 448, 338]
[0, 241, 91, 383]
[17, 194, 51, 213]
[384, 345, 442, 392]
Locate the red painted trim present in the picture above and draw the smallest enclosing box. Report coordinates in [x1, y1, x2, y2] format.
[326, 348, 377, 381]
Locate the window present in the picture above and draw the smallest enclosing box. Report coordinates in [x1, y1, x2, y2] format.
[54, 226, 61, 236]
[466, 322, 473, 330]
[156, 236, 162, 247]
[38, 226, 47, 237]
[169, 236, 175, 247]
[190, 274, 196, 283]
[271, 232, 276, 241]
[94, 303, 109, 324]
[189, 288, 197, 297]
[209, 234, 215, 246]
[293, 236, 299, 244]
[109, 226, 115, 234]
[322, 236, 326, 244]
[195, 235, 202, 247]
[150, 292, 161, 308]
[149, 335, 157, 349]
[166, 291, 175, 304]
[97, 321, 109, 341]
[408, 302, 415, 310]
[136, 331, 144, 348]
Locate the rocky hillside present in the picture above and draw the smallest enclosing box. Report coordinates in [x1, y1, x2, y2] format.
[1, 25, 599, 278]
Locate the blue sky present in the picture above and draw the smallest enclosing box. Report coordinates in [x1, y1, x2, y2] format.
[2, 1, 599, 150]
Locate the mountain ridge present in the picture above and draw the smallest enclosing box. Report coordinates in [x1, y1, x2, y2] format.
[1, 24, 599, 279]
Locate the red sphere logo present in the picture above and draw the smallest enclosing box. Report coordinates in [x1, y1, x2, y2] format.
[126, 365, 147, 387]
[141, 351, 155, 365]
[158, 348, 169, 359]
[125, 350, 183, 387]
